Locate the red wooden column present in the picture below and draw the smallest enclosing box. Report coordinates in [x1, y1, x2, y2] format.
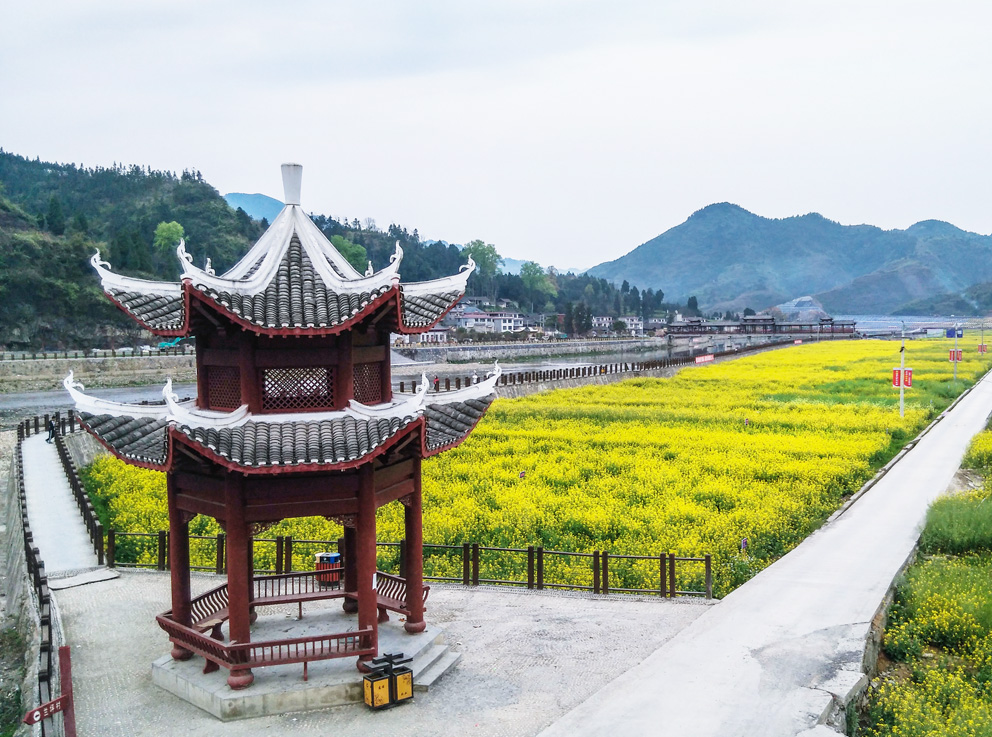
[342, 525, 358, 613]
[167, 475, 193, 660]
[247, 532, 257, 624]
[355, 464, 378, 669]
[403, 457, 426, 633]
[224, 474, 254, 689]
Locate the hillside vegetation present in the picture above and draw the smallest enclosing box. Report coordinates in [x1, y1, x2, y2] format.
[587, 204, 992, 315]
[0, 150, 667, 347]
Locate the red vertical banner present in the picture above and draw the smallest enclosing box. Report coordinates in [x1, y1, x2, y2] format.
[957, 349, 964, 362]
[892, 368, 901, 387]
[904, 368, 912, 387]
[980, 344, 988, 354]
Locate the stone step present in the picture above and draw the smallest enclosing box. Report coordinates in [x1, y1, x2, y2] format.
[414, 649, 461, 692]
[410, 642, 447, 676]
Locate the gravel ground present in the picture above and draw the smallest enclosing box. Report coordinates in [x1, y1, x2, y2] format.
[55, 570, 710, 736]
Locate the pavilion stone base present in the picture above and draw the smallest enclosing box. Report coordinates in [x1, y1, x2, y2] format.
[152, 607, 451, 721]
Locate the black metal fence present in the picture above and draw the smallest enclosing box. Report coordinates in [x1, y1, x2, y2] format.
[399, 339, 796, 393]
[104, 531, 713, 599]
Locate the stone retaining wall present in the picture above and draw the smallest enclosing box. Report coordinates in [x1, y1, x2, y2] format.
[0, 355, 196, 393]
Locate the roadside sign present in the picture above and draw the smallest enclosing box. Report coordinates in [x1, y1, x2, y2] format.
[980, 344, 988, 354]
[947, 328, 964, 338]
[794, 339, 802, 344]
[24, 695, 68, 725]
[950, 349, 964, 362]
[694, 354, 714, 364]
[892, 369, 913, 387]
[892, 368, 901, 387]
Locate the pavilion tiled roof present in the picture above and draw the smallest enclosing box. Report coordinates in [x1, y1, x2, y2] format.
[423, 395, 496, 452]
[176, 413, 415, 468]
[88, 164, 474, 336]
[106, 289, 186, 333]
[65, 368, 501, 473]
[400, 290, 464, 330]
[195, 236, 392, 331]
[79, 412, 170, 467]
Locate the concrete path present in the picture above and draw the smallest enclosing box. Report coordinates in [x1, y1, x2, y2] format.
[541, 372, 992, 737]
[54, 573, 709, 736]
[21, 433, 99, 574]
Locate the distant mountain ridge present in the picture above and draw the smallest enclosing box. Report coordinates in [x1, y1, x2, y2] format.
[224, 192, 283, 224]
[586, 203, 992, 314]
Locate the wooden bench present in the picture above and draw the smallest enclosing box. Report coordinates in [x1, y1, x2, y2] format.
[347, 572, 430, 623]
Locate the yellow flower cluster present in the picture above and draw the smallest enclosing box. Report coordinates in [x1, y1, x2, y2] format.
[83, 338, 990, 596]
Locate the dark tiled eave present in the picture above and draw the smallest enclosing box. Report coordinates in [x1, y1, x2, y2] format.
[400, 290, 463, 332]
[78, 412, 171, 470]
[423, 394, 496, 454]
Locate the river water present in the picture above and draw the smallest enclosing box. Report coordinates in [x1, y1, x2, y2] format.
[0, 346, 673, 429]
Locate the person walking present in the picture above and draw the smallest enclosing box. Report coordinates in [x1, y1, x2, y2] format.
[46, 417, 56, 444]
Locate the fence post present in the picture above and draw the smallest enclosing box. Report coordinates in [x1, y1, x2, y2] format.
[95, 522, 104, 565]
[216, 533, 225, 574]
[158, 530, 168, 570]
[284, 535, 293, 573]
[668, 553, 676, 598]
[275, 536, 284, 575]
[527, 546, 534, 589]
[601, 551, 609, 594]
[445, 378, 450, 391]
[593, 551, 600, 594]
[69, 412, 76, 433]
[660, 553, 667, 597]
[705, 554, 712, 599]
[107, 529, 116, 568]
[471, 543, 480, 586]
[462, 542, 470, 585]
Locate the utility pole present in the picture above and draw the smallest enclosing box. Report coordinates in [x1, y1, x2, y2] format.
[954, 322, 959, 381]
[899, 322, 906, 418]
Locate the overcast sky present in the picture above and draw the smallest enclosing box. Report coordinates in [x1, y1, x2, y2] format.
[2, 1, 990, 270]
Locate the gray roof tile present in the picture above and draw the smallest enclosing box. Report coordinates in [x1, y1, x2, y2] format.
[108, 290, 185, 332]
[198, 236, 390, 330]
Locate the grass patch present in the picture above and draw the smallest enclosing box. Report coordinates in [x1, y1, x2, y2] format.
[919, 494, 992, 555]
[0, 627, 24, 737]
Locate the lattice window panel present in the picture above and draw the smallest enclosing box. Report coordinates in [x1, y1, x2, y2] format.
[207, 365, 241, 410]
[262, 367, 334, 411]
[353, 362, 382, 405]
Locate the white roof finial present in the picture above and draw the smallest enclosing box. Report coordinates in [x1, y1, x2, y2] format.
[281, 163, 303, 206]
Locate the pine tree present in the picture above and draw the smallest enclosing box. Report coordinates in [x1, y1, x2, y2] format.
[47, 195, 65, 235]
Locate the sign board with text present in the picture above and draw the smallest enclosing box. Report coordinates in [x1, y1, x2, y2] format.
[892, 368, 913, 388]
[694, 354, 714, 364]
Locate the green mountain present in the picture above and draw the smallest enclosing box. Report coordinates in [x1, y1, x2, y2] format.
[586, 204, 992, 314]
[0, 192, 139, 349]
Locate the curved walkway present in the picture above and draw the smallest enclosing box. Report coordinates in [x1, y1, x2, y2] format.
[540, 372, 992, 737]
[21, 433, 98, 574]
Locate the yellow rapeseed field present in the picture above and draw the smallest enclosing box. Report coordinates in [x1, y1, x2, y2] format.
[83, 338, 991, 596]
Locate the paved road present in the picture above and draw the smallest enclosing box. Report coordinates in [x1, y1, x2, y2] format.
[540, 372, 992, 737]
[21, 434, 98, 574]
